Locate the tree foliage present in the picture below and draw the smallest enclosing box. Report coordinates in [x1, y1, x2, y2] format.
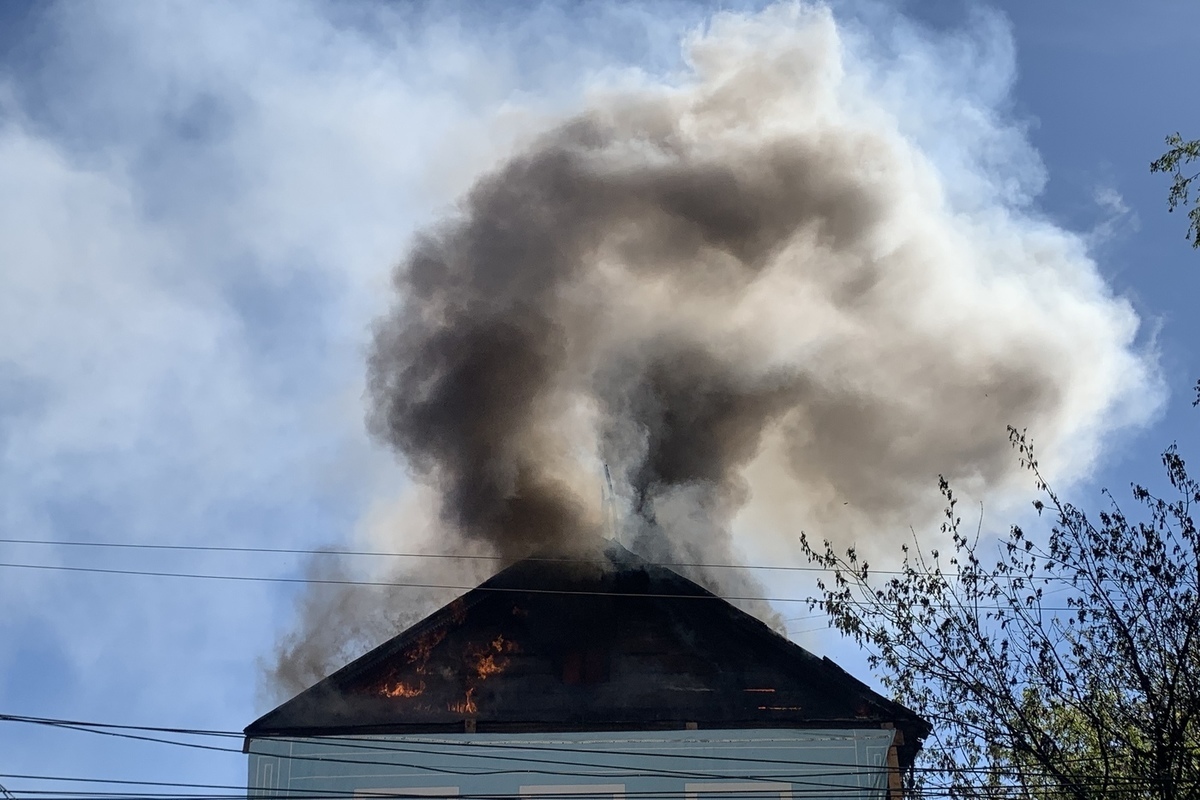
[802, 427, 1200, 800]
[1151, 133, 1200, 406]
[1151, 133, 1200, 249]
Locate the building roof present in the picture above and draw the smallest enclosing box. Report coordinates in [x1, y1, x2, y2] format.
[246, 541, 929, 763]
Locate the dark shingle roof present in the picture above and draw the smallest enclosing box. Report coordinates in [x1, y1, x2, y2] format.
[246, 541, 929, 763]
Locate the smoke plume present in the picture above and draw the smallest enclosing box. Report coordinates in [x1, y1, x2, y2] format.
[273, 3, 1158, 696]
[367, 3, 1153, 556]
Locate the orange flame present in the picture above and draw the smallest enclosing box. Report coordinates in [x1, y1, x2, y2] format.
[469, 635, 518, 680]
[373, 626, 450, 698]
[381, 680, 425, 699]
[448, 687, 477, 715]
[475, 655, 502, 679]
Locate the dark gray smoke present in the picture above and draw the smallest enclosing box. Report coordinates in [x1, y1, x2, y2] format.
[272, 4, 1157, 697]
[365, 118, 860, 561]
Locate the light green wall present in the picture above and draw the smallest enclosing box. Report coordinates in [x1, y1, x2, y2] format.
[247, 728, 896, 799]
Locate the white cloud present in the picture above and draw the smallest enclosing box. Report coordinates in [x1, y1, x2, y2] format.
[1087, 183, 1140, 248]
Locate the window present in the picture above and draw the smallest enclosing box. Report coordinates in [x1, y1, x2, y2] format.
[684, 783, 792, 800]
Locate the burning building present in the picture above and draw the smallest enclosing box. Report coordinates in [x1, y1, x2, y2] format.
[245, 541, 929, 799]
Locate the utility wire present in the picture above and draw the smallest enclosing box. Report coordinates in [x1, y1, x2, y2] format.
[0, 561, 1091, 611]
[2, 713, 1180, 786]
[0, 789, 1096, 800]
[1, 790, 1181, 800]
[0, 539, 832, 575]
[0, 714, 900, 781]
[0, 791, 933, 800]
[0, 537, 1083, 582]
[7, 769, 1185, 798]
[0, 561, 810, 603]
[0, 713, 955, 788]
[4, 781, 1189, 800]
[0, 772, 906, 798]
[3, 768, 1194, 800]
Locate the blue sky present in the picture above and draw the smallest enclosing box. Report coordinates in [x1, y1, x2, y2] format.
[1, 0, 1198, 793]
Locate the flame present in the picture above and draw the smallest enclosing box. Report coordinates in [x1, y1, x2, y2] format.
[372, 626, 450, 697]
[371, 615, 520, 710]
[381, 680, 425, 698]
[448, 687, 477, 715]
[445, 635, 521, 716]
[469, 635, 518, 680]
[475, 654, 503, 679]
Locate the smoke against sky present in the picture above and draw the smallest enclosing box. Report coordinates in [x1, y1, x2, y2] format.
[370, 3, 1155, 566]
[273, 4, 1159, 694]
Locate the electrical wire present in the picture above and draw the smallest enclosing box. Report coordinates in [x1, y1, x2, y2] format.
[0, 791, 908, 800]
[0, 536, 1077, 581]
[0, 561, 1090, 611]
[0, 561, 810, 602]
[4, 734, 1190, 800]
[2, 769, 1194, 800]
[0, 714, 901, 782]
[0, 539, 832, 575]
[5, 713, 1185, 788]
[0, 771, 906, 798]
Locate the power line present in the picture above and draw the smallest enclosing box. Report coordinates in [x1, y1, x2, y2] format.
[0, 714, 899, 780]
[0, 772, 907, 798]
[0, 735, 893, 794]
[1, 787, 1128, 800]
[0, 561, 1093, 611]
[0, 561, 811, 602]
[0, 538, 835, 575]
[6, 713, 1182, 787]
[0, 790, 944, 800]
[8, 713, 1016, 796]
[4, 761, 1196, 800]
[0, 537, 1081, 582]
[4, 740, 1190, 800]
[4, 778, 1189, 800]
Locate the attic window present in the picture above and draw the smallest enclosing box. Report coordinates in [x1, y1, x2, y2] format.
[561, 648, 609, 685]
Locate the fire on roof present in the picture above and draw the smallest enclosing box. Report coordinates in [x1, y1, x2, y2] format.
[246, 541, 929, 766]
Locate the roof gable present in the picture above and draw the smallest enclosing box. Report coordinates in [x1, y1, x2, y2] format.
[247, 542, 928, 748]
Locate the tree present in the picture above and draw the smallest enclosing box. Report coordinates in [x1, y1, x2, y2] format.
[801, 427, 1200, 800]
[1151, 133, 1200, 407]
[1151, 133, 1200, 250]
